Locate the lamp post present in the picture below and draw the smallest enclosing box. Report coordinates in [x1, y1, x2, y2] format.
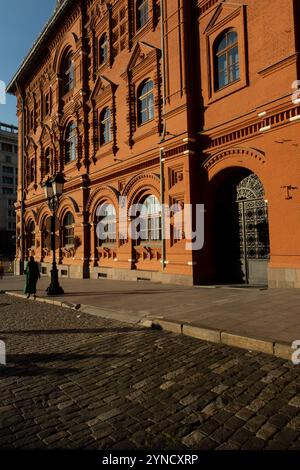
[42, 173, 66, 296]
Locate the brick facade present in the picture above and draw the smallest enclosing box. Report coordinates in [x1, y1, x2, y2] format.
[7, 0, 300, 287]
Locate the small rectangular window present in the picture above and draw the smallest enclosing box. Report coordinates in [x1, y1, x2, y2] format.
[2, 144, 13, 153]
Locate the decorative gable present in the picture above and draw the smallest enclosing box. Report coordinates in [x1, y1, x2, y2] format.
[126, 41, 159, 78]
[89, 75, 117, 105]
[205, 1, 243, 33]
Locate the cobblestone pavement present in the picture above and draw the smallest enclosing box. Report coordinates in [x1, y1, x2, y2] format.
[0, 294, 300, 450]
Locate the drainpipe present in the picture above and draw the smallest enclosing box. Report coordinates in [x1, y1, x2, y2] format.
[16, 82, 25, 275]
[160, 0, 166, 271]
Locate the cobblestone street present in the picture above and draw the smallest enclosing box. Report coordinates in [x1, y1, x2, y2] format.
[0, 294, 300, 450]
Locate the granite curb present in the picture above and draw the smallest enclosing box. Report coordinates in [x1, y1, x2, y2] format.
[5, 291, 293, 361]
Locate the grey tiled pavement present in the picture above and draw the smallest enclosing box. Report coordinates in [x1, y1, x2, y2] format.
[0, 294, 300, 450]
[1, 276, 300, 344]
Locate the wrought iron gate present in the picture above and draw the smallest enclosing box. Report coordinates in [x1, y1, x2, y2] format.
[236, 174, 270, 285]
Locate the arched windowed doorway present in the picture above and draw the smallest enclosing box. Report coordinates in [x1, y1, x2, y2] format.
[213, 169, 270, 286]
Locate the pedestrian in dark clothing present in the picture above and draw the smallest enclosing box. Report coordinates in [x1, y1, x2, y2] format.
[24, 256, 40, 299]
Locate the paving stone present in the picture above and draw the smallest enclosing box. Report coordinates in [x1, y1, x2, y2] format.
[213, 410, 232, 424]
[242, 437, 265, 450]
[194, 437, 218, 450]
[217, 440, 240, 450]
[231, 427, 254, 445]
[0, 294, 298, 450]
[211, 426, 235, 444]
[225, 416, 245, 431]
[197, 419, 220, 435]
[268, 428, 299, 446]
[256, 423, 278, 440]
[288, 396, 300, 408]
[286, 416, 300, 431]
[235, 407, 255, 421]
[268, 413, 290, 428]
[244, 415, 267, 433]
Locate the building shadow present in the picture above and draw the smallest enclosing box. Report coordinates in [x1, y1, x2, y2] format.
[0, 326, 142, 335]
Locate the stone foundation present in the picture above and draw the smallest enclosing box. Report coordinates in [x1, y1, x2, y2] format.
[268, 267, 300, 288]
[38, 262, 194, 286]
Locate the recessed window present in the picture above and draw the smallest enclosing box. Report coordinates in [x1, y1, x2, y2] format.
[63, 212, 75, 246]
[215, 29, 240, 91]
[29, 221, 36, 249]
[99, 33, 108, 65]
[3, 188, 13, 195]
[3, 166, 13, 174]
[29, 159, 35, 183]
[2, 144, 13, 153]
[96, 203, 117, 245]
[2, 176, 13, 184]
[45, 148, 51, 174]
[137, 79, 154, 125]
[65, 122, 77, 164]
[45, 92, 51, 116]
[140, 195, 161, 242]
[100, 107, 112, 145]
[136, 0, 149, 31]
[62, 50, 75, 95]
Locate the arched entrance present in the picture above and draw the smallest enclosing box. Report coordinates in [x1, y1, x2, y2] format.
[213, 169, 270, 285]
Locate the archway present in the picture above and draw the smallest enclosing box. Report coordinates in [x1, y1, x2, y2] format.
[212, 168, 270, 285]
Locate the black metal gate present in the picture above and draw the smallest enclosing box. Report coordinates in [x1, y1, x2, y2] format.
[236, 174, 270, 285]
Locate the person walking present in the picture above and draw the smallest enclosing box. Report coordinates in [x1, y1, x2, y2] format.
[24, 256, 40, 299]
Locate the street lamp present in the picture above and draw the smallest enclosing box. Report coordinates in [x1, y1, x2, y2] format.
[42, 173, 66, 295]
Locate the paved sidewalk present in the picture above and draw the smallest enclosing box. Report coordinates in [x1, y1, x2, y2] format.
[1, 276, 300, 359]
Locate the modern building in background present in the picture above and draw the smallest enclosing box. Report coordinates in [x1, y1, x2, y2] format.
[6, 0, 300, 287]
[0, 122, 18, 258]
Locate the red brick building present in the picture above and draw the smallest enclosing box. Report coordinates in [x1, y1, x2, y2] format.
[7, 0, 300, 287]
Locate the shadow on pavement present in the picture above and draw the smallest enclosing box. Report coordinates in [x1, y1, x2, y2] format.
[0, 326, 142, 335]
[0, 351, 136, 377]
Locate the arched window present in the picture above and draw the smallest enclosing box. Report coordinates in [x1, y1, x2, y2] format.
[45, 92, 51, 116]
[99, 33, 108, 65]
[136, 0, 149, 30]
[28, 221, 36, 249]
[137, 79, 154, 125]
[140, 195, 161, 241]
[61, 50, 75, 95]
[96, 203, 117, 245]
[63, 212, 75, 246]
[45, 147, 51, 175]
[100, 107, 112, 145]
[42, 217, 51, 250]
[215, 29, 239, 91]
[65, 122, 77, 163]
[29, 159, 35, 183]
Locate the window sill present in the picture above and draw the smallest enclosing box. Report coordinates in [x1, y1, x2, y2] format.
[137, 117, 155, 128]
[98, 243, 117, 248]
[208, 78, 248, 104]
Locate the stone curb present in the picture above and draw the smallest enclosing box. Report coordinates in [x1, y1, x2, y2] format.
[145, 318, 293, 362]
[5, 291, 292, 361]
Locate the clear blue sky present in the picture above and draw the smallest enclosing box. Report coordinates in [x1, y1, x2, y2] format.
[0, 0, 56, 126]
